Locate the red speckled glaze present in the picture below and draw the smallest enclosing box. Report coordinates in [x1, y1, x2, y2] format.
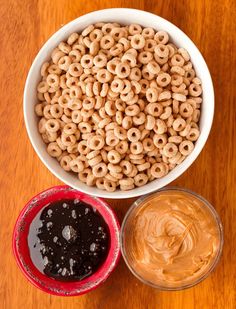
[12, 185, 120, 296]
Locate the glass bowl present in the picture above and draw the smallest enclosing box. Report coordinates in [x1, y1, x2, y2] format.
[120, 187, 223, 290]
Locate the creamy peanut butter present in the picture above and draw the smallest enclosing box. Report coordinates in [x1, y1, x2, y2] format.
[123, 190, 221, 287]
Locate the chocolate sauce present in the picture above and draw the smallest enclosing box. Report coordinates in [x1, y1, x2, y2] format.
[28, 199, 110, 281]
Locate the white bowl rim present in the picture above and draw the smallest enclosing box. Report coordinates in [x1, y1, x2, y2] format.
[23, 8, 214, 199]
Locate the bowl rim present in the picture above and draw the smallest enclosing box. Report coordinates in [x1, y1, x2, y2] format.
[120, 186, 224, 290]
[12, 185, 121, 296]
[23, 8, 214, 199]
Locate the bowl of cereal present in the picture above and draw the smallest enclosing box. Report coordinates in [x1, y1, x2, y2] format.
[24, 8, 214, 198]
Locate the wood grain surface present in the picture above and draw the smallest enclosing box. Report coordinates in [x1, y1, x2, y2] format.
[0, 0, 235, 308]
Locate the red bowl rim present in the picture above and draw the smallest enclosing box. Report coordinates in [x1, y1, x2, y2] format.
[12, 185, 121, 296]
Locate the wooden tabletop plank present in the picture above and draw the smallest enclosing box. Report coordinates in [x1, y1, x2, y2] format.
[0, 0, 235, 308]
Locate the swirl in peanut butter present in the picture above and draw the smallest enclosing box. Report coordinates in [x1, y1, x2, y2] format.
[125, 191, 220, 286]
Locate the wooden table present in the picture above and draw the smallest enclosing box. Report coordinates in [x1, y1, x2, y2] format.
[0, 0, 235, 308]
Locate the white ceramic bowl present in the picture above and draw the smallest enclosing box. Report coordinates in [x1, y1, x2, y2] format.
[24, 8, 214, 199]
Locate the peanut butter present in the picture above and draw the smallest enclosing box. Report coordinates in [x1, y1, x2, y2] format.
[124, 190, 221, 287]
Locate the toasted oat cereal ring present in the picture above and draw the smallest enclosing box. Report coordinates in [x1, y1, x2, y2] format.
[179, 140, 194, 156]
[186, 128, 200, 141]
[133, 112, 146, 126]
[134, 173, 148, 187]
[58, 56, 72, 71]
[68, 98, 82, 110]
[92, 162, 108, 178]
[67, 142, 79, 153]
[121, 53, 137, 68]
[144, 115, 155, 131]
[78, 122, 92, 133]
[38, 118, 47, 134]
[98, 118, 111, 129]
[119, 178, 134, 187]
[105, 122, 118, 131]
[163, 142, 178, 158]
[156, 73, 171, 87]
[45, 119, 60, 133]
[47, 105, 62, 119]
[146, 87, 158, 103]
[139, 79, 149, 94]
[82, 97, 95, 110]
[141, 27, 154, 38]
[69, 159, 84, 173]
[115, 99, 126, 112]
[47, 142, 62, 157]
[189, 83, 202, 97]
[171, 54, 185, 67]
[115, 62, 131, 79]
[171, 74, 184, 87]
[109, 170, 123, 180]
[58, 42, 71, 54]
[127, 128, 141, 142]
[60, 133, 76, 146]
[100, 83, 109, 97]
[168, 136, 183, 144]
[61, 115, 72, 124]
[128, 24, 142, 35]
[160, 106, 172, 120]
[129, 67, 141, 82]
[151, 162, 167, 178]
[127, 165, 138, 178]
[56, 137, 67, 151]
[92, 54, 107, 69]
[130, 34, 145, 49]
[172, 93, 187, 102]
[104, 100, 116, 116]
[68, 50, 81, 63]
[67, 32, 79, 45]
[71, 110, 82, 124]
[107, 163, 122, 174]
[140, 129, 150, 141]
[142, 138, 155, 152]
[45, 131, 57, 142]
[110, 79, 124, 93]
[130, 141, 143, 155]
[46, 74, 59, 89]
[100, 35, 115, 49]
[37, 81, 49, 93]
[110, 42, 123, 56]
[154, 43, 169, 58]
[89, 28, 103, 41]
[125, 104, 140, 117]
[96, 68, 112, 83]
[88, 135, 105, 150]
[155, 119, 167, 135]
[137, 162, 151, 172]
[81, 24, 94, 37]
[80, 54, 93, 69]
[63, 122, 77, 135]
[179, 102, 194, 118]
[120, 184, 135, 191]
[142, 66, 155, 81]
[178, 48, 190, 61]
[85, 174, 96, 187]
[114, 126, 127, 140]
[154, 31, 169, 44]
[158, 91, 171, 102]
[168, 152, 182, 164]
[153, 134, 168, 149]
[82, 132, 94, 141]
[88, 155, 102, 167]
[138, 51, 153, 64]
[104, 179, 117, 192]
[120, 160, 132, 175]
[192, 110, 200, 123]
[58, 94, 70, 108]
[115, 140, 129, 154]
[60, 155, 72, 171]
[79, 168, 92, 183]
[145, 103, 163, 117]
[96, 178, 105, 190]
[66, 76, 79, 89]
[146, 61, 160, 75]
[106, 134, 119, 147]
[77, 140, 90, 155]
[40, 62, 49, 77]
[173, 118, 186, 131]
[107, 150, 121, 164]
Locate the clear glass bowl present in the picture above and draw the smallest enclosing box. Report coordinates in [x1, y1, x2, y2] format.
[120, 187, 223, 290]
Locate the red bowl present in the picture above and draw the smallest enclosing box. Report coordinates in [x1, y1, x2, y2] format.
[12, 185, 120, 296]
